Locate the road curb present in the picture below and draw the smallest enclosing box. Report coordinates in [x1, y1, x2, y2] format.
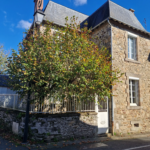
[111, 133, 150, 140]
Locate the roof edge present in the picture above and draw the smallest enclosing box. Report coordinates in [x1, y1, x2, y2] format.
[110, 17, 149, 35]
[91, 17, 150, 36]
[109, 0, 146, 32]
[108, 0, 111, 18]
[43, 0, 50, 13]
[91, 17, 110, 31]
[45, 0, 89, 17]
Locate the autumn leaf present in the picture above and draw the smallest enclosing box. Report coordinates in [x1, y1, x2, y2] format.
[7, 16, 122, 105]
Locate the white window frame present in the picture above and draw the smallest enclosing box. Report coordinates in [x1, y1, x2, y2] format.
[128, 32, 137, 60]
[129, 77, 139, 106]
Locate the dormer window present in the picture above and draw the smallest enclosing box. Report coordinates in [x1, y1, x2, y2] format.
[128, 32, 137, 60]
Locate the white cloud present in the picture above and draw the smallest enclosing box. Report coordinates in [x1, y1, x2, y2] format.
[3, 11, 7, 14]
[17, 20, 32, 29]
[17, 12, 22, 16]
[11, 23, 15, 27]
[9, 28, 14, 32]
[74, 0, 87, 6]
[3, 11, 7, 19]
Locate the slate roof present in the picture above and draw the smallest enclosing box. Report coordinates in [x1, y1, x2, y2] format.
[81, 0, 147, 33]
[43, 1, 88, 27]
[0, 75, 10, 87]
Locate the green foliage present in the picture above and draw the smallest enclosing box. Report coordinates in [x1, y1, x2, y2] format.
[17, 112, 24, 120]
[28, 126, 33, 138]
[53, 137, 58, 142]
[46, 132, 50, 136]
[0, 44, 8, 74]
[31, 116, 36, 121]
[7, 16, 122, 104]
[6, 110, 9, 114]
[70, 137, 74, 141]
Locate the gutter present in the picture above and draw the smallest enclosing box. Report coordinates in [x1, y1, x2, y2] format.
[107, 18, 114, 134]
[91, 17, 150, 37]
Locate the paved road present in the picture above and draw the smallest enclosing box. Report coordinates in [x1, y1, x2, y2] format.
[0, 136, 28, 150]
[1, 136, 150, 150]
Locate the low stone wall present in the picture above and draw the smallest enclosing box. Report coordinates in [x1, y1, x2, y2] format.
[0, 108, 98, 142]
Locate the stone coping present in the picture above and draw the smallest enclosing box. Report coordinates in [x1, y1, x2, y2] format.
[0, 107, 25, 114]
[29, 112, 97, 118]
[0, 107, 97, 118]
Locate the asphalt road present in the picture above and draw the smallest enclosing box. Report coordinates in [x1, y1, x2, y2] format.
[1, 136, 150, 150]
[0, 136, 28, 150]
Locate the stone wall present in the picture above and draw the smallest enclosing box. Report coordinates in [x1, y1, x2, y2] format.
[111, 20, 150, 135]
[91, 22, 112, 132]
[0, 108, 97, 142]
[92, 22, 111, 53]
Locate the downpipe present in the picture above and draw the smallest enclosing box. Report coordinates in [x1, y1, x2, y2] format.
[107, 18, 114, 135]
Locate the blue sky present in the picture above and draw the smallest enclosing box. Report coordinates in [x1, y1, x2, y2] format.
[0, 0, 150, 54]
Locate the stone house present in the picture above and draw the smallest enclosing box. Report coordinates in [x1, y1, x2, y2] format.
[80, 0, 150, 135]
[31, 0, 150, 137]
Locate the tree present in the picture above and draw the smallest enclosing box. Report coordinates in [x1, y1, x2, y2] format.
[0, 44, 8, 74]
[7, 16, 122, 104]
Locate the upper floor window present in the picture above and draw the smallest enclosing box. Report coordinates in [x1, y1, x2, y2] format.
[129, 78, 139, 106]
[128, 35, 137, 60]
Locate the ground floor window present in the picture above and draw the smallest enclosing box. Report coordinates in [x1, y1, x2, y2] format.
[129, 79, 139, 106]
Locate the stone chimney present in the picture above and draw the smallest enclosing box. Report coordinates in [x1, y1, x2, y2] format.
[129, 8, 135, 13]
[34, 0, 44, 13]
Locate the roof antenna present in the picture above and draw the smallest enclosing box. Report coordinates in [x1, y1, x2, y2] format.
[144, 18, 147, 30]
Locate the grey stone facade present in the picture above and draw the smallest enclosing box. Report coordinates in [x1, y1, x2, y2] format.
[111, 20, 150, 135]
[90, 18, 150, 135]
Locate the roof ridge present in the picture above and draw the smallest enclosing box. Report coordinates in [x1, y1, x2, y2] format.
[45, 0, 88, 16]
[108, 0, 111, 18]
[87, 1, 109, 19]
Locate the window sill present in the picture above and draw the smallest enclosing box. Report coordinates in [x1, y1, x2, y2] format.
[125, 58, 140, 64]
[127, 106, 141, 110]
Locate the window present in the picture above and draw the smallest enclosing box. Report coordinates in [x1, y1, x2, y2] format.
[128, 36, 137, 60]
[129, 79, 139, 106]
